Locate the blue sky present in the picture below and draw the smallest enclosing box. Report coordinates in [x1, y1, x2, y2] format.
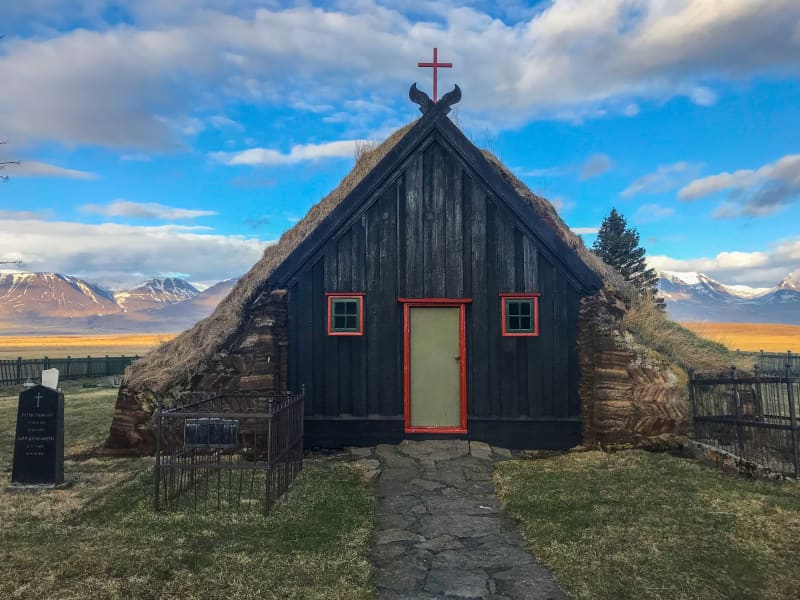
[1, 0, 799, 289]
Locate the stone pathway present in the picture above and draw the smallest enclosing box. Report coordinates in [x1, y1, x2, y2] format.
[350, 440, 567, 600]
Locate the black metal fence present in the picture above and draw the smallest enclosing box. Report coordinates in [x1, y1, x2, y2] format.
[735, 350, 799, 373]
[154, 390, 304, 513]
[690, 366, 800, 478]
[0, 355, 140, 386]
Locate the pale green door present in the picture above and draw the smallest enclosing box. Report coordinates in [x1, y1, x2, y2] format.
[409, 307, 461, 428]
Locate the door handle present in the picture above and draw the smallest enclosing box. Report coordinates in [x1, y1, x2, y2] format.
[454, 356, 461, 361]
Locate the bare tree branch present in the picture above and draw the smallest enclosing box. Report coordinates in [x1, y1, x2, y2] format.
[0, 140, 20, 182]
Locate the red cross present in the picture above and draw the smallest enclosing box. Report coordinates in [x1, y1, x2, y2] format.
[417, 47, 452, 102]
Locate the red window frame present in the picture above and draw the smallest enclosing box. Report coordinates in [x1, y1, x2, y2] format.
[500, 293, 540, 337]
[326, 293, 365, 336]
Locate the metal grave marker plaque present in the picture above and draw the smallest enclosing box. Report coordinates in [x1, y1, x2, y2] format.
[184, 418, 238, 448]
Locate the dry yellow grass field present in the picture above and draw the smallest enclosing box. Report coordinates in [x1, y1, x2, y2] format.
[0, 333, 177, 359]
[680, 322, 800, 353]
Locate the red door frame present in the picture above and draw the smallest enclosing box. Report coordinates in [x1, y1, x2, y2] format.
[399, 298, 472, 434]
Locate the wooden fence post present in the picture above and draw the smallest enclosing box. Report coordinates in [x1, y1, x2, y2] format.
[786, 361, 799, 479]
[265, 398, 275, 514]
[732, 366, 745, 458]
[65, 355, 71, 380]
[688, 369, 699, 441]
[753, 364, 764, 419]
[16, 357, 22, 385]
[154, 401, 163, 511]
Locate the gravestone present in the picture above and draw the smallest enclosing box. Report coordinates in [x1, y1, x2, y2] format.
[11, 384, 64, 486]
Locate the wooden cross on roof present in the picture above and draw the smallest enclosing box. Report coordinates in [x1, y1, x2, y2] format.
[417, 47, 452, 102]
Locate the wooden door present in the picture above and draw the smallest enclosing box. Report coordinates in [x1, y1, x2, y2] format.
[405, 304, 466, 432]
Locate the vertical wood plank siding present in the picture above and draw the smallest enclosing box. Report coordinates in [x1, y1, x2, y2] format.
[288, 138, 583, 426]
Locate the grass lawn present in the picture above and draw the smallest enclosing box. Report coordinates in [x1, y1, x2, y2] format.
[0, 382, 375, 600]
[495, 451, 800, 600]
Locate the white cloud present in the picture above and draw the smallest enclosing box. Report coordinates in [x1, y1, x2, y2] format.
[579, 154, 613, 180]
[0, 210, 53, 220]
[519, 153, 612, 181]
[634, 203, 675, 223]
[1, 0, 799, 148]
[623, 103, 640, 117]
[648, 236, 800, 287]
[80, 200, 218, 220]
[549, 197, 575, 213]
[621, 162, 702, 198]
[689, 86, 717, 107]
[571, 226, 599, 235]
[517, 166, 570, 178]
[212, 140, 365, 166]
[11, 161, 98, 179]
[0, 218, 268, 289]
[678, 154, 800, 218]
[207, 114, 244, 131]
[120, 153, 152, 162]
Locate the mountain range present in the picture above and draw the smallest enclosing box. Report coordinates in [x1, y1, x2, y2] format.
[1, 267, 797, 334]
[658, 269, 800, 324]
[0, 272, 237, 334]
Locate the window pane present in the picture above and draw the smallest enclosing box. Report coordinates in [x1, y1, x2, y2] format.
[505, 298, 536, 333]
[331, 297, 362, 332]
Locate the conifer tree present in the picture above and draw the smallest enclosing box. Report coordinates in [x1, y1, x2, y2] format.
[592, 208, 664, 309]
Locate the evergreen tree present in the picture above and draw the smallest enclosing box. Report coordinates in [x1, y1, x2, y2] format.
[592, 208, 664, 309]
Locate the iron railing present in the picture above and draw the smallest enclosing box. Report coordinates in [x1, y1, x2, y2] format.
[690, 366, 800, 478]
[154, 389, 304, 513]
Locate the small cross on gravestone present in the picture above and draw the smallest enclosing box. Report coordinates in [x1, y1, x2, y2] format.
[11, 383, 65, 487]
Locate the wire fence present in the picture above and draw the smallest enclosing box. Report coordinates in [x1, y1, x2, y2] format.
[690, 365, 800, 478]
[0, 355, 139, 386]
[154, 389, 304, 513]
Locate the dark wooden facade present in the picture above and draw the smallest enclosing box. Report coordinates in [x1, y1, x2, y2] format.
[271, 105, 601, 449]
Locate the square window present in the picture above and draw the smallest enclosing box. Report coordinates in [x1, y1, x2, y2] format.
[328, 295, 364, 335]
[501, 295, 539, 336]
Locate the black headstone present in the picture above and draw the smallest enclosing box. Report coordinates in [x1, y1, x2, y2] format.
[11, 384, 64, 486]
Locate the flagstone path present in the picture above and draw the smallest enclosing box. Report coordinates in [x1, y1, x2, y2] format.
[350, 440, 567, 600]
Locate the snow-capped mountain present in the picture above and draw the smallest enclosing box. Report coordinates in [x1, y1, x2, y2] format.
[0, 272, 237, 333]
[92, 277, 237, 332]
[0, 272, 121, 319]
[114, 277, 199, 312]
[658, 270, 800, 324]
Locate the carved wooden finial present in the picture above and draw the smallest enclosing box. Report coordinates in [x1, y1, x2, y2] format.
[409, 83, 461, 115]
[409, 83, 435, 114]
